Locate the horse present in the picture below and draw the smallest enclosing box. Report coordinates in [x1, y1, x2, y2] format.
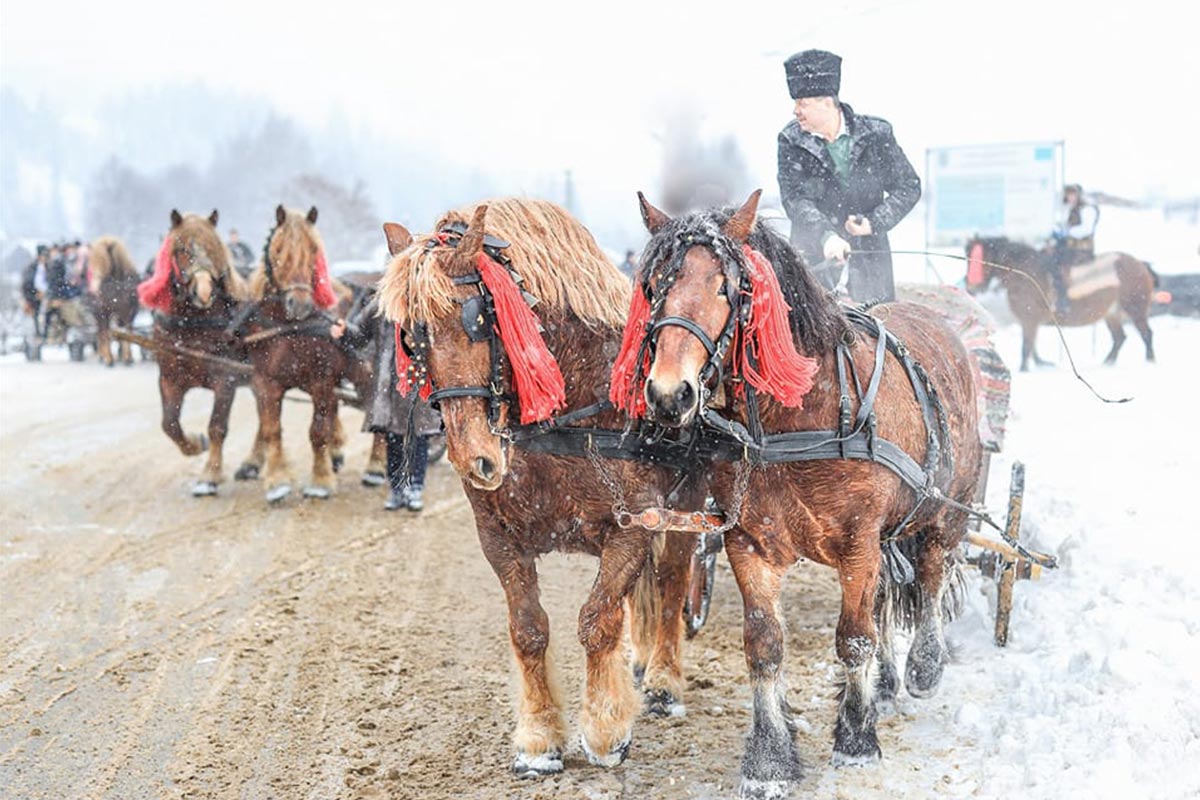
[377, 198, 702, 777]
[138, 209, 259, 496]
[243, 205, 382, 502]
[85, 235, 140, 366]
[964, 236, 1155, 371]
[612, 191, 983, 797]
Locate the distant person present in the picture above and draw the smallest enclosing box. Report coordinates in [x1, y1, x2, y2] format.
[227, 229, 256, 278]
[619, 249, 637, 277]
[1047, 184, 1099, 314]
[776, 49, 921, 303]
[21, 246, 51, 337]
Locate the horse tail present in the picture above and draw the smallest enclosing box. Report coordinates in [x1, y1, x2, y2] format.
[629, 532, 663, 674]
[1146, 262, 1160, 288]
[880, 532, 967, 633]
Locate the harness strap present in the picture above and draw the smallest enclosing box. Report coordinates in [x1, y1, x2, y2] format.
[652, 316, 718, 356]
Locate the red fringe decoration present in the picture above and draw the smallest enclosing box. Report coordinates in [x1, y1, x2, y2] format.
[476, 252, 565, 423]
[312, 249, 338, 309]
[967, 242, 985, 287]
[737, 245, 819, 408]
[393, 325, 431, 401]
[609, 285, 652, 418]
[137, 236, 177, 311]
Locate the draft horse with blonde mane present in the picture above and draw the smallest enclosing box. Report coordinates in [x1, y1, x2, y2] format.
[139, 209, 259, 496]
[240, 205, 382, 502]
[965, 236, 1155, 371]
[86, 235, 140, 366]
[378, 198, 702, 777]
[612, 191, 983, 797]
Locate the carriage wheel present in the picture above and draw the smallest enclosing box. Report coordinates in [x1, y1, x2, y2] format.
[684, 532, 722, 638]
[993, 461, 1026, 647]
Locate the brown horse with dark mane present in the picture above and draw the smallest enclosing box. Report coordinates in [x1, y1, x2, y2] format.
[86, 235, 140, 366]
[243, 205, 381, 502]
[378, 198, 701, 777]
[613, 191, 983, 797]
[965, 236, 1155, 371]
[139, 209, 257, 496]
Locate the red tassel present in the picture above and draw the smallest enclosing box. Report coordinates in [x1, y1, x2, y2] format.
[312, 249, 338, 309]
[476, 252, 565, 423]
[393, 325, 431, 401]
[967, 242, 985, 287]
[137, 236, 177, 311]
[738, 245, 819, 407]
[609, 285, 652, 418]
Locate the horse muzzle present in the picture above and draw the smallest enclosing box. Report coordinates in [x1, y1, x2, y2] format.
[645, 378, 699, 428]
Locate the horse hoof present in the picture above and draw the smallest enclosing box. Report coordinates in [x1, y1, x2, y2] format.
[739, 779, 794, 800]
[196, 434, 209, 454]
[303, 485, 332, 500]
[644, 688, 686, 718]
[905, 658, 944, 699]
[831, 748, 881, 768]
[234, 463, 260, 481]
[331, 454, 345, 473]
[361, 471, 386, 487]
[580, 733, 631, 768]
[511, 749, 563, 778]
[191, 481, 218, 497]
[265, 484, 292, 503]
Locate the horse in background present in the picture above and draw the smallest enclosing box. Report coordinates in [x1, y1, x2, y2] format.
[378, 199, 701, 778]
[86, 235, 140, 366]
[243, 205, 381, 502]
[618, 192, 983, 796]
[965, 236, 1155, 371]
[139, 209, 259, 496]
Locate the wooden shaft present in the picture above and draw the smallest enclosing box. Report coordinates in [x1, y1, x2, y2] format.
[111, 327, 253, 377]
[993, 461, 1025, 647]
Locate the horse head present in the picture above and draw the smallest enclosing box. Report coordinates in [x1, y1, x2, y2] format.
[166, 209, 228, 310]
[265, 205, 335, 321]
[612, 190, 821, 428]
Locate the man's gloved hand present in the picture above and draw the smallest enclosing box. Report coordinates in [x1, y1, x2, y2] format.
[823, 234, 852, 264]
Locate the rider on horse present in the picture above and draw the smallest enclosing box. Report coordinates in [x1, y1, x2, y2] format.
[1048, 183, 1099, 314]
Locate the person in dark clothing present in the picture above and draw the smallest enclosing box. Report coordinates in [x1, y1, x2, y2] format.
[21, 246, 51, 338]
[227, 229, 256, 278]
[777, 49, 921, 303]
[332, 292, 441, 511]
[1046, 183, 1099, 314]
[619, 249, 638, 277]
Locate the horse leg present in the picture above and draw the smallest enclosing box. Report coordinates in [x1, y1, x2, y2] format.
[578, 527, 647, 767]
[159, 377, 207, 457]
[330, 415, 346, 473]
[1102, 312, 1127, 365]
[193, 381, 236, 497]
[627, 537, 660, 687]
[641, 530, 694, 718]
[725, 531, 802, 798]
[303, 388, 337, 499]
[1131, 313, 1155, 362]
[874, 586, 899, 712]
[826, 525, 883, 766]
[235, 420, 266, 481]
[255, 379, 290, 502]
[97, 322, 113, 367]
[481, 538, 566, 777]
[905, 535, 957, 698]
[362, 432, 388, 486]
[1019, 322, 1036, 372]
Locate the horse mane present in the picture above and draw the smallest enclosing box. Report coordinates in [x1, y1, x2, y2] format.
[379, 198, 629, 328]
[88, 236, 138, 281]
[639, 208, 851, 356]
[139, 213, 248, 309]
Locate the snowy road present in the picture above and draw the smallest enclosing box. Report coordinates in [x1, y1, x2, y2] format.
[1, 316, 1198, 799]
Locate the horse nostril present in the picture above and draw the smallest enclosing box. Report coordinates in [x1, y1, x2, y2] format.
[676, 381, 695, 411]
[475, 457, 496, 481]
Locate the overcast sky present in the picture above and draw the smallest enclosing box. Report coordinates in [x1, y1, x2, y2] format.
[3, 0, 1198, 232]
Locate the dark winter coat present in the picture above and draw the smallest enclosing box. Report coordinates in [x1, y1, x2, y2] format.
[342, 293, 441, 438]
[777, 103, 921, 302]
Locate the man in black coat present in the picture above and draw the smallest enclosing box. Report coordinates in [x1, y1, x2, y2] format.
[777, 49, 921, 302]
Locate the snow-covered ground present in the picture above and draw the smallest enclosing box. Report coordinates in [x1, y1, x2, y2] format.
[816, 315, 1200, 799]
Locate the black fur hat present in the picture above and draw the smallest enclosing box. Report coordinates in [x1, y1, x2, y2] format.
[784, 49, 842, 99]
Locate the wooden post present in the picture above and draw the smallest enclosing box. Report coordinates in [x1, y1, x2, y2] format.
[994, 461, 1025, 647]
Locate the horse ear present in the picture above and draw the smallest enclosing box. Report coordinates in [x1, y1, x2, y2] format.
[208, 209, 219, 227]
[276, 205, 287, 226]
[306, 206, 319, 225]
[723, 189, 762, 242]
[170, 209, 183, 228]
[637, 191, 671, 233]
[457, 204, 489, 258]
[382, 222, 413, 256]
